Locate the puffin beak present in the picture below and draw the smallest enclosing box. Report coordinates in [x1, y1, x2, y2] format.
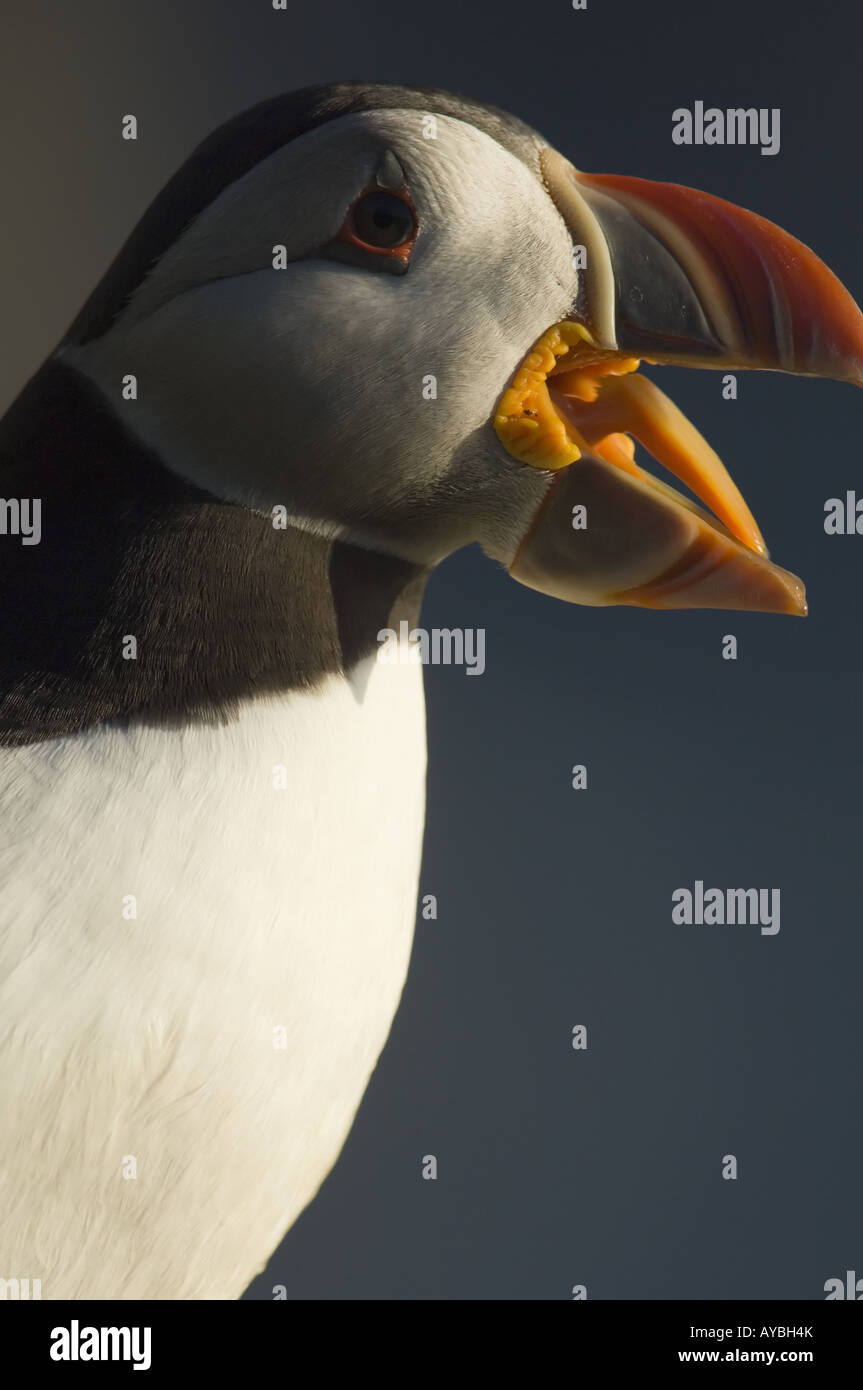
[495, 149, 863, 613]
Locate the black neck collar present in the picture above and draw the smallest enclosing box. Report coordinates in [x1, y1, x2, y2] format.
[0, 361, 426, 745]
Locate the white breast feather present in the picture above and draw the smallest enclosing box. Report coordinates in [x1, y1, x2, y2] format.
[0, 652, 426, 1299]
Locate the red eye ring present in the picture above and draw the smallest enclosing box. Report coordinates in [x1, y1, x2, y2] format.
[337, 187, 418, 266]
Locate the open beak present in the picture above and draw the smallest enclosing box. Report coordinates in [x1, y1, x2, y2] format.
[495, 149, 863, 613]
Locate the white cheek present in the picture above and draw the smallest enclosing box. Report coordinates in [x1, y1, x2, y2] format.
[65, 111, 579, 534]
[67, 232, 570, 509]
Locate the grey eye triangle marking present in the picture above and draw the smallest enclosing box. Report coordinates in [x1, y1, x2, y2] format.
[374, 149, 405, 191]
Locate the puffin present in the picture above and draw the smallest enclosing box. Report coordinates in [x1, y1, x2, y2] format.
[1, 82, 861, 1301]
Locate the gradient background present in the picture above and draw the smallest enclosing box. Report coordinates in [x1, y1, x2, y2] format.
[2, 0, 861, 1300]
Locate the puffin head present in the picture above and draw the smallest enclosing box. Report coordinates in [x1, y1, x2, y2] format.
[67, 81, 863, 616]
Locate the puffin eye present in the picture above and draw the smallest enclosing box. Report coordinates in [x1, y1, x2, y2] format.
[323, 185, 418, 276]
[348, 192, 416, 250]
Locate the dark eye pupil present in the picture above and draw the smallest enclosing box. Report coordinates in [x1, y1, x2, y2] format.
[351, 192, 415, 248]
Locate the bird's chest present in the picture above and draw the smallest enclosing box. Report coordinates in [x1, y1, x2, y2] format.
[0, 655, 426, 1296]
[2, 654, 426, 988]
